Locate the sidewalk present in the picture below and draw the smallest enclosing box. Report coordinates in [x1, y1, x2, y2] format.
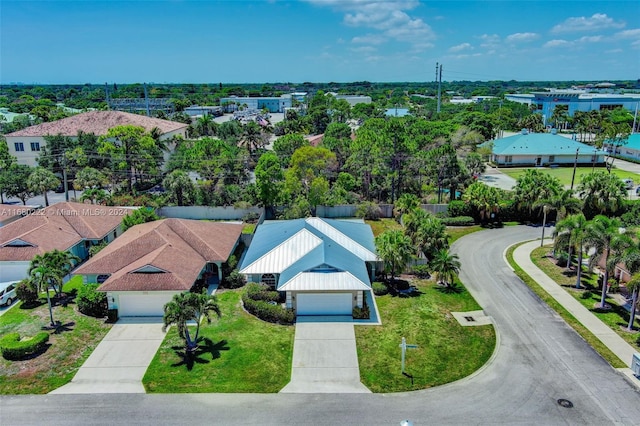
[512, 239, 640, 387]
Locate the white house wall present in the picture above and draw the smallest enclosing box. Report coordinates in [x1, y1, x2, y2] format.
[0, 261, 30, 282]
[6, 136, 46, 167]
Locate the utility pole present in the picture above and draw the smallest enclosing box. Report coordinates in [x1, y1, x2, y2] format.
[104, 82, 110, 110]
[570, 148, 579, 191]
[144, 83, 150, 117]
[436, 63, 442, 113]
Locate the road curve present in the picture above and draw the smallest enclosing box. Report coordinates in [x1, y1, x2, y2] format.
[2, 226, 639, 425]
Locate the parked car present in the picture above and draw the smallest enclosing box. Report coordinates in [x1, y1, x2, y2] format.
[0, 281, 18, 306]
[622, 178, 634, 190]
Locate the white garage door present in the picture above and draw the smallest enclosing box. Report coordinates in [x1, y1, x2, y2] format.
[296, 293, 352, 316]
[117, 292, 176, 317]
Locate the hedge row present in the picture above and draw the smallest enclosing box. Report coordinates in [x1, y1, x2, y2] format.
[0, 332, 49, 360]
[440, 216, 475, 226]
[372, 282, 389, 296]
[242, 283, 294, 325]
[77, 284, 108, 318]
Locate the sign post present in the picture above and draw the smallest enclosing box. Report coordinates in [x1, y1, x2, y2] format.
[399, 337, 418, 374]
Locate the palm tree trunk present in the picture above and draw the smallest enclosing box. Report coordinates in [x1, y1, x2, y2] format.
[566, 245, 572, 269]
[184, 326, 195, 353]
[627, 288, 638, 331]
[44, 191, 49, 207]
[600, 249, 610, 308]
[576, 248, 583, 289]
[45, 287, 55, 327]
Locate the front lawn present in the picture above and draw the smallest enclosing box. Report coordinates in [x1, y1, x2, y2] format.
[530, 246, 639, 346]
[143, 289, 294, 393]
[366, 218, 402, 237]
[499, 167, 639, 186]
[0, 276, 112, 394]
[356, 278, 495, 393]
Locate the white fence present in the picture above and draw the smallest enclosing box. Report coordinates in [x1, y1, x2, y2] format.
[157, 206, 264, 221]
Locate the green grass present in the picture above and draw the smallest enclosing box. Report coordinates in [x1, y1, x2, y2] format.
[355, 278, 496, 393]
[0, 276, 113, 394]
[447, 225, 482, 244]
[499, 166, 639, 186]
[242, 223, 256, 234]
[366, 218, 403, 237]
[143, 289, 294, 393]
[505, 243, 627, 368]
[530, 246, 639, 346]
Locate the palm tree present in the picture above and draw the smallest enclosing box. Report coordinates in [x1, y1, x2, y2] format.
[625, 274, 640, 331]
[162, 290, 221, 355]
[414, 216, 450, 262]
[429, 249, 461, 287]
[554, 214, 588, 288]
[577, 171, 627, 218]
[29, 265, 61, 327]
[240, 121, 267, 159]
[30, 250, 80, 297]
[585, 215, 628, 308]
[394, 193, 420, 223]
[26, 167, 60, 207]
[163, 170, 196, 206]
[375, 230, 414, 281]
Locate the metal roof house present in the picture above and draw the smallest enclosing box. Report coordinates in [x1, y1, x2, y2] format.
[239, 217, 380, 316]
[610, 134, 640, 162]
[487, 130, 607, 167]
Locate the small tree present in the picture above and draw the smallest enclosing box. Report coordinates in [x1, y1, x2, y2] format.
[27, 167, 60, 207]
[162, 290, 221, 355]
[375, 230, 414, 281]
[15, 279, 38, 307]
[429, 249, 461, 288]
[122, 207, 159, 231]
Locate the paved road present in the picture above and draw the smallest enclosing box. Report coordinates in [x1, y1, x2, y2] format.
[2, 226, 639, 425]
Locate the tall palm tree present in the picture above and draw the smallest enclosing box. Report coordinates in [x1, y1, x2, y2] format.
[585, 215, 629, 308]
[374, 230, 414, 281]
[394, 193, 420, 223]
[429, 249, 461, 288]
[554, 213, 588, 288]
[26, 167, 60, 207]
[414, 216, 450, 262]
[625, 274, 640, 332]
[577, 171, 627, 218]
[29, 265, 61, 327]
[30, 250, 80, 297]
[162, 290, 221, 355]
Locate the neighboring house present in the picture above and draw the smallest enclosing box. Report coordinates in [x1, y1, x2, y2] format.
[0, 204, 39, 227]
[220, 95, 293, 113]
[607, 133, 640, 162]
[74, 219, 244, 317]
[4, 110, 188, 167]
[0, 202, 131, 282]
[239, 217, 380, 316]
[487, 130, 607, 166]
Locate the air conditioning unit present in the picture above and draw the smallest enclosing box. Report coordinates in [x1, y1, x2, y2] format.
[632, 353, 640, 377]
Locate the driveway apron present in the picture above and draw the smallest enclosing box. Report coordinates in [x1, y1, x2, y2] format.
[50, 317, 165, 394]
[280, 316, 370, 393]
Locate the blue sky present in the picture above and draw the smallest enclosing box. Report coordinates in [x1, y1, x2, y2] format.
[1, 1, 638, 84]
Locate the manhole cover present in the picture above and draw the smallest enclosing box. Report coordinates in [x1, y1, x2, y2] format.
[557, 399, 573, 408]
[464, 316, 475, 322]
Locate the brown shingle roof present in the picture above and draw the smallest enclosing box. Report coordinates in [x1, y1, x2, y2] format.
[5, 111, 187, 137]
[74, 219, 244, 292]
[0, 202, 131, 261]
[0, 204, 37, 223]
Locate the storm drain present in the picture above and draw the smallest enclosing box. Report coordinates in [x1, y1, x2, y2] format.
[464, 316, 475, 322]
[557, 399, 573, 408]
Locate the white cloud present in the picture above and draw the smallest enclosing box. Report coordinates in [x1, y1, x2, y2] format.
[576, 35, 602, 43]
[543, 39, 573, 48]
[449, 43, 473, 52]
[506, 32, 539, 42]
[350, 46, 377, 53]
[551, 13, 625, 33]
[305, 0, 434, 49]
[615, 28, 640, 39]
[351, 34, 386, 44]
[478, 34, 500, 49]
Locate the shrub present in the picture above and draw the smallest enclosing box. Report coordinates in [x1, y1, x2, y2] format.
[372, 281, 389, 296]
[241, 295, 294, 325]
[581, 290, 593, 299]
[76, 284, 108, 318]
[242, 211, 260, 223]
[440, 216, 475, 226]
[555, 251, 569, 266]
[356, 201, 381, 220]
[353, 304, 370, 319]
[636, 334, 640, 347]
[244, 282, 279, 302]
[412, 265, 431, 279]
[0, 332, 49, 360]
[224, 270, 247, 289]
[447, 200, 471, 218]
[15, 279, 38, 306]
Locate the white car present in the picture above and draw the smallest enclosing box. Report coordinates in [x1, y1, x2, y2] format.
[0, 281, 18, 306]
[622, 179, 634, 189]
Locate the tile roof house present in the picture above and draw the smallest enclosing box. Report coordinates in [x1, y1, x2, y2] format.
[5, 110, 188, 167]
[239, 217, 380, 316]
[486, 130, 607, 166]
[0, 202, 132, 282]
[73, 218, 244, 317]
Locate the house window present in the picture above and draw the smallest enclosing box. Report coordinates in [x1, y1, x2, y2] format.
[14, 142, 24, 152]
[505, 155, 513, 163]
[549, 155, 555, 163]
[261, 274, 276, 288]
[30, 142, 40, 151]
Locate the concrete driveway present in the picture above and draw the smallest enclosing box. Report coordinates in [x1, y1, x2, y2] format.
[50, 317, 165, 394]
[280, 316, 370, 394]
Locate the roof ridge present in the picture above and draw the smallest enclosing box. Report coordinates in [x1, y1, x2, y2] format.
[240, 228, 322, 273]
[165, 218, 223, 260]
[305, 217, 377, 260]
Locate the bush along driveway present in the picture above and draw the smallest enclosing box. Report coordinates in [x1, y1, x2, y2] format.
[143, 289, 294, 393]
[355, 277, 496, 393]
[0, 277, 113, 394]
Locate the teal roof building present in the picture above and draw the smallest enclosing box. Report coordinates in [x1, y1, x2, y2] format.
[614, 134, 640, 162]
[486, 130, 606, 166]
